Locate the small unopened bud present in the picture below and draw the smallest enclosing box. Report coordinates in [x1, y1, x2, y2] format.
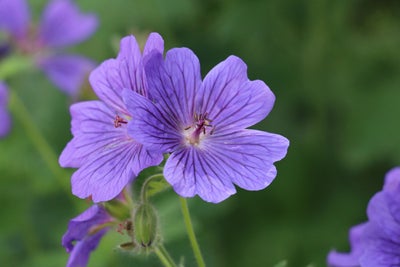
[133, 203, 158, 248]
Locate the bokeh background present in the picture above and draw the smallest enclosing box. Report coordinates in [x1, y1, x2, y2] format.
[1, 0, 400, 266]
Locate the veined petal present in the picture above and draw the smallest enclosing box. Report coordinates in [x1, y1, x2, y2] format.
[71, 140, 162, 202]
[89, 59, 128, 115]
[197, 56, 275, 132]
[202, 129, 289, 191]
[164, 147, 236, 203]
[123, 89, 182, 152]
[90, 34, 164, 113]
[0, 0, 30, 39]
[38, 54, 95, 96]
[39, 0, 97, 48]
[143, 32, 164, 57]
[59, 100, 163, 202]
[145, 48, 201, 126]
[59, 101, 125, 167]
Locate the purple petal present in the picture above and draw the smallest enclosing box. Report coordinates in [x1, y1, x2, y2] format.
[39, 0, 97, 48]
[145, 48, 201, 127]
[59, 101, 163, 202]
[62, 205, 110, 267]
[383, 167, 400, 193]
[143, 32, 164, 57]
[164, 146, 236, 203]
[38, 54, 95, 96]
[0, 0, 30, 39]
[66, 230, 107, 267]
[123, 90, 182, 152]
[163, 130, 288, 203]
[367, 192, 400, 244]
[327, 222, 368, 267]
[198, 56, 275, 133]
[203, 129, 289, 191]
[359, 222, 400, 267]
[0, 82, 11, 137]
[89, 59, 127, 115]
[89, 34, 164, 113]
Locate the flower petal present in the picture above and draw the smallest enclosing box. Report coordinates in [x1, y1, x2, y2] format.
[65, 230, 107, 267]
[39, 0, 97, 48]
[163, 129, 288, 203]
[71, 140, 162, 202]
[59, 100, 163, 202]
[123, 90, 182, 152]
[0, 82, 11, 137]
[0, 0, 30, 39]
[145, 47, 201, 126]
[89, 34, 164, 113]
[164, 147, 236, 203]
[143, 32, 164, 57]
[203, 129, 289, 191]
[327, 222, 368, 267]
[198, 56, 275, 132]
[62, 205, 110, 267]
[38, 54, 95, 96]
[359, 222, 400, 267]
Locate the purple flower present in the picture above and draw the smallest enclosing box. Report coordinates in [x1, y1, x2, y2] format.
[123, 48, 289, 203]
[0, 82, 11, 137]
[0, 0, 97, 95]
[59, 33, 164, 202]
[62, 205, 111, 267]
[328, 167, 400, 267]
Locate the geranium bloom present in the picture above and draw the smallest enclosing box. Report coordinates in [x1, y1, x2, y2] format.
[0, 82, 11, 137]
[0, 0, 97, 95]
[59, 33, 164, 202]
[62, 205, 112, 267]
[328, 167, 400, 267]
[123, 48, 289, 203]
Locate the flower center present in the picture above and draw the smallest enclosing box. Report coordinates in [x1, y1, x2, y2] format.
[184, 112, 215, 145]
[114, 115, 128, 128]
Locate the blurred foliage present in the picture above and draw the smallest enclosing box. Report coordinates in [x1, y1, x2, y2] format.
[1, 0, 400, 266]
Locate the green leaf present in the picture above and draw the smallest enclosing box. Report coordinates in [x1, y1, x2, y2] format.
[274, 260, 288, 267]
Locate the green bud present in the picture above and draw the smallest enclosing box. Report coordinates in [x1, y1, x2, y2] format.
[103, 199, 131, 221]
[133, 203, 158, 248]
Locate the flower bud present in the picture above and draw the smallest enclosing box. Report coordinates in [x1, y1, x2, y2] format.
[133, 203, 158, 248]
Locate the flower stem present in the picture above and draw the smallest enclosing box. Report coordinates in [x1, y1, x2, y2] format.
[179, 197, 206, 267]
[154, 245, 177, 267]
[9, 90, 71, 196]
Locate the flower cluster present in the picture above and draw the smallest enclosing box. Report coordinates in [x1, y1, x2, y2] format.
[60, 32, 289, 204]
[328, 167, 400, 267]
[0, 0, 98, 95]
[61, 32, 289, 266]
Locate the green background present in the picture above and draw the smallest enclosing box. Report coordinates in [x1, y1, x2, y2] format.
[1, 0, 400, 266]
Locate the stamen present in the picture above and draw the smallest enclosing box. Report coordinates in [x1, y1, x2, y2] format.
[114, 115, 128, 128]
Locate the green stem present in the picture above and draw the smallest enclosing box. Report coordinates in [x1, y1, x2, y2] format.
[9, 90, 71, 195]
[179, 197, 206, 267]
[140, 173, 167, 202]
[154, 245, 177, 267]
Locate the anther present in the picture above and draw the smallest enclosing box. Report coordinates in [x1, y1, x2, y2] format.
[114, 115, 128, 128]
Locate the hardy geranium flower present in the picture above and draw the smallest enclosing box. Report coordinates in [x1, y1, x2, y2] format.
[62, 205, 112, 267]
[328, 167, 400, 267]
[0, 82, 11, 137]
[123, 48, 289, 203]
[0, 0, 97, 95]
[59, 33, 164, 202]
